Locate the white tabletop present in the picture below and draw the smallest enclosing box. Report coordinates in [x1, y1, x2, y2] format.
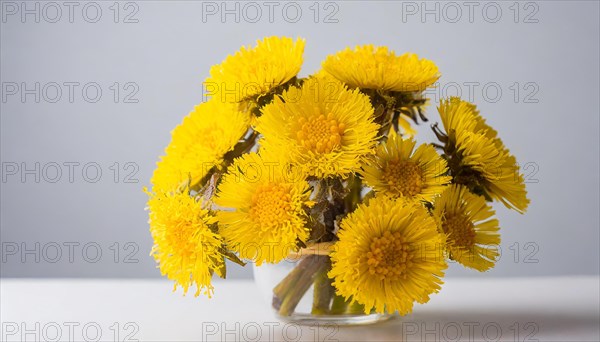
[1, 276, 598, 341]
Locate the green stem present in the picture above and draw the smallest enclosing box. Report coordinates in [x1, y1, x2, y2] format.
[329, 294, 349, 315]
[344, 175, 362, 213]
[345, 301, 367, 314]
[272, 258, 311, 310]
[274, 255, 329, 316]
[311, 259, 333, 315]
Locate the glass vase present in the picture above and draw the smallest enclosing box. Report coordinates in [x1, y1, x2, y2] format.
[253, 253, 393, 325]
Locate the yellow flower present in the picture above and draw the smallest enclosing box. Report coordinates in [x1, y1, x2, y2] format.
[205, 36, 305, 103]
[397, 115, 418, 138]
[146, 189, 224, 297]
[214, 152, 313, 265]
[438, 97, 480, 136]
[256, 77, 379, 178]
[361, 131, 451, 202]
[329, 196, 447, 315]
[433, 184, 500, 271]
[151, 99, 250, 192]
[438, 97, 529, 213]
[438, 97, 497, 141]
[486, 153, 529, 212]
[322, 45, 440, 92]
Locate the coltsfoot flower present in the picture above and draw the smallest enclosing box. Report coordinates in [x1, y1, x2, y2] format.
[322, 45, 440, 92]
[151, 99, 250, 192]
[437, 97, 529, 213]
[214, 152, 313, 265]
[256, 77, 379, 178]
[433, 184, 500, 271]
[146, 189, 225, 297]
[329, 196, 447, 314]
[361, 131, 451, 202]
[205, 36, 305, 103]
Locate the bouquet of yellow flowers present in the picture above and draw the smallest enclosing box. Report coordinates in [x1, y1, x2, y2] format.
[146, 36, 529, 318]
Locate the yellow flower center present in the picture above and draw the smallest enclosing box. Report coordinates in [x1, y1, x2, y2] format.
[295, 114, 345, 154]
[383, 160, 424, 196]
[249, 183, 292, 228]
[442, 213, 476, 249]
[366, 230, 413, 281]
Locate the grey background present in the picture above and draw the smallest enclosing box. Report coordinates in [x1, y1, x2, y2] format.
[1, 0, 598, 279]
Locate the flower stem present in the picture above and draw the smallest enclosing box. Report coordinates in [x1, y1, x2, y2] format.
[345, 301, 367, 314]
[329, 294, 349, 315]
[272, 261, 306, 310]
[344, 175, 362, 213]
[273, 255, 329, 316]
[311, 259, 333, 315]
